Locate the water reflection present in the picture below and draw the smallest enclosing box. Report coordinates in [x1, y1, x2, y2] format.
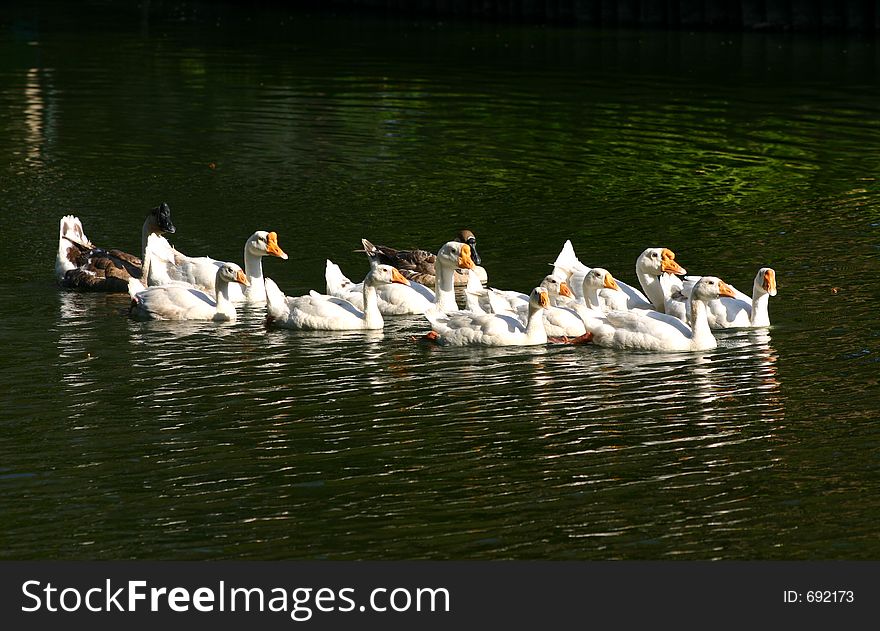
[22, 66, 53, 168]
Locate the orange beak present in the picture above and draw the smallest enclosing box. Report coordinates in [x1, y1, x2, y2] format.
[266, 232, 288, 260]
[559, 282, 574, 298]
[538, 290, 549, 308]
[236, 270, 250, 286]
[390, 268, 410, 285]
[457, 243, 476, 270]
[763, 269, 777, 296]
[604, 273, 619, 290]
[661, 249, 686, 275]
[718, 280, 736, 298]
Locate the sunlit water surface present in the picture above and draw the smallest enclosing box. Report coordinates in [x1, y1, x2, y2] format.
[0, 2, 878, 559]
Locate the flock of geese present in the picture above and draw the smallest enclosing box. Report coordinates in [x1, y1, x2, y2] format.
[55, 204, 778, 352]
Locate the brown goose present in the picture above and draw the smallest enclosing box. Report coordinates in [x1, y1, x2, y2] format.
[363, 229, 486, 287]
[55, 202, 176, 292]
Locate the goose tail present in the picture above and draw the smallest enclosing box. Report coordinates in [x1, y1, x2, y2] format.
[59, 215, 93, 249]
[325, 259, 353, 295]
[264, 277, 290, 322]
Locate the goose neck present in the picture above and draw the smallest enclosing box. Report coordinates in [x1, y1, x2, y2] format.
[214, 280, 237, 321]
[688, 298, 713, 345]
[362, 283, 383, 328]
[526, 305, 548, 343]
[751, 291, 771, 327]
[243, 248, 265, 299]
[434, 263, 458, 311]
[636, 266, 665, 311]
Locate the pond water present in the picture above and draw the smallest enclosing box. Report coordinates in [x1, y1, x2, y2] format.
[1, 1, 878, 560]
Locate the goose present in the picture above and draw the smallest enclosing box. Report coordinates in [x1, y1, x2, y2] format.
[368, 230, 487, 287]
[423, 287, 550, 347]
[55, 203, 176, 292]
[549, 241, 686, 312]
[666, 268, 777, 329]
[146, 230, 287, 302]
[265, 264, 410, 331]
[633, 247, 687, 312]
[489, 275, 587, 337]
[128, 262, 249, 321]
[491, 275, 576, 312]
[324, 240, 435, 315]
[432, 241, 478, 312]
[582, 267, 624, 312]
[585, 276, 737, 352]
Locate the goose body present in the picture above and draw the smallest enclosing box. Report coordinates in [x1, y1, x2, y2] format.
[586, 276, 737, 352]
[55, 203, 176, 292]
[367, 230, 487, 287]
[666, 268, 777, 328]
[146, 230, 287, 302]
[128, 262, 249, 321]
[266, 264, 410, 331]
[424, 287, 550, 347]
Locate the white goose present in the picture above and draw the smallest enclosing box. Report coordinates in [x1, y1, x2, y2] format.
[431, 241, 478, 312]
[265, 264, 410, 331]
[581, 267, 625, 312]
[492, 275, 587, 338]
[550, 241, 686, 312]
[56, 203, 176, 292]
[128, 262, 249, 322]
[666, 268, 777, 329]
[146, 230, 287, 302]
[424, 287, 550, 347]
[585, 276, 737, 352]
[324, 240, 436, 315]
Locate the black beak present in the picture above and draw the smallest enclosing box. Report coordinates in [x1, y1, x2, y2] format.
[467, 238, 481, 266]
[156, 202, 176, 234]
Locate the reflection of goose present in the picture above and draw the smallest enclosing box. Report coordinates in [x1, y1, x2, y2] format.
[55, 203, 176, 292]
[550, 241, 686, 312]
[265, 264, 410, 330]
[424, 287, 549, 347]
[369, 230, 487, 287]
[666, 268, 777, 329]
[146, 231, 287, 302]
[325, 240, 435, 315]
[586, 276, 736, 351]
[128, 263, 249, 321]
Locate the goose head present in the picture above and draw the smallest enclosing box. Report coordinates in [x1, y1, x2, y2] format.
[455, 229, 481, 266]
[582, 268, 620, 293]
[539, 274, 574, 299]
[691, 276, 736, 302]
[755, 267, 777, 297]
[148, 202, 176, 236]
[366, 264, 410, 287]
[637, 247, 686, 276]
[437, 241, 477, 272]
[216, 262, 249, 287]
[530, 287, 550, 310]
[247, 231, 288, 260]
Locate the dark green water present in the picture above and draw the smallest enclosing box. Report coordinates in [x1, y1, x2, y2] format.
[1, 1, 878, 559]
